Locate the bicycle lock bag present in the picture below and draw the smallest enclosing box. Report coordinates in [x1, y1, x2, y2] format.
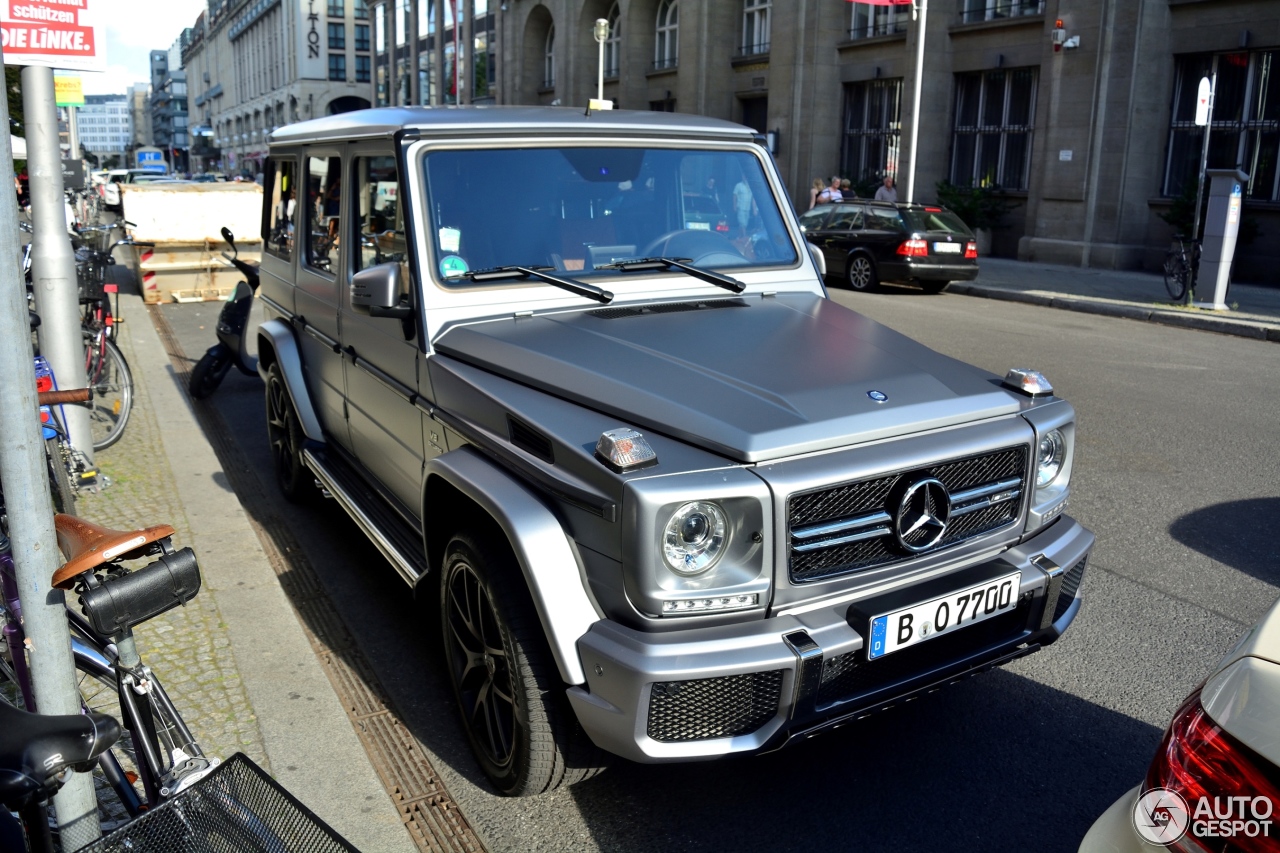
[78, 548, 202, 636]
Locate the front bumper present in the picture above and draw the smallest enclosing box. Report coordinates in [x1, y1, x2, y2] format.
[568, 515, 1093, 763]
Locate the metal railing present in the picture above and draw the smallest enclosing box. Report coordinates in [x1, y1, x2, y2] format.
[960, 0, 1044, 24]
[734, 41, 770, 58]
[848, 20, 907, 40]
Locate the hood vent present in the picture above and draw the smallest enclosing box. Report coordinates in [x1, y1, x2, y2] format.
[507, 415, 555, 463]
[589, 298, 749, 320]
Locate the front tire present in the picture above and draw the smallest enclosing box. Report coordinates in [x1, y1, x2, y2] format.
[441, 532, 606, 796]
[189, 349, 232, 400]
[86, 336, 133, 451]
[264, 363, 312, 502]
[845, 253, 880, 292]
[1163, 253, 1189, 301]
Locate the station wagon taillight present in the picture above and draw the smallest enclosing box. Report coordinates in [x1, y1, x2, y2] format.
[715, 220, 730, 233]
[965, 241, 978, 259]
[897, 238, 929, 257]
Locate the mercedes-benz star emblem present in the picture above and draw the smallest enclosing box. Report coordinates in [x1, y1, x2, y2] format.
[867, 390, 888, 403]
[894, 477, 951, 553]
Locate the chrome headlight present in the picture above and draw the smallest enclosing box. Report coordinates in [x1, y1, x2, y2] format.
[1036, 429, 1066, 487]
[662, 501, 728, 576]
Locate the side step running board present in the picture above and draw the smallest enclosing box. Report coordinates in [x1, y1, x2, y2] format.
[302, 447, 428, 586]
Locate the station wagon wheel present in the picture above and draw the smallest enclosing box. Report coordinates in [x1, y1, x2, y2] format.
[441, 532, 608, 796]
[845, 253, 879, 292]
[264, 363, 311, 502]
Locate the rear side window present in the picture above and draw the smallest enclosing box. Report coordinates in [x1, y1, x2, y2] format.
[865, 208, 904, 232]
[826, 204, 864, 231]
[797, 208, 830, 231]
[901, 208, 972, 236]
[305, 155, 343, 273]
[262, 158, 297, 262]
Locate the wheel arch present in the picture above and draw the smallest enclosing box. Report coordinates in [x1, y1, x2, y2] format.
[256, 319, 324, 442]
[419, 447, 601, 685]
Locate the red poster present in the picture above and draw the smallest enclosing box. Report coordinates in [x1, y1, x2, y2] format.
[0, 0, 104, 71]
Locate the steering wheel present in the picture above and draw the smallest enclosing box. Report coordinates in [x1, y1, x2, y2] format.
[641, 229, 747, 266]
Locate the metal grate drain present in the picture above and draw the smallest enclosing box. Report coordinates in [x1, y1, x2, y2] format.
[150, 306, 486, 853]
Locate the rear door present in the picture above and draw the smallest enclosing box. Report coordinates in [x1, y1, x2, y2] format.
[861, 205, 910, 280]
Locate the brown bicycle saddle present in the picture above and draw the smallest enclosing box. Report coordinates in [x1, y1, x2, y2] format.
[52, 514, 175, 589]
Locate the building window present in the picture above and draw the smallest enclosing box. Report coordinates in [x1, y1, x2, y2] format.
[1164, 50, 1280, 202]
[356, 54, 371, 82]
[355, 23, 370, 51]
[842, 78, 902, 184]
[327, 0, 344, 17]
[328, 22, 345, 49]
[654, 0, 678, 70]
[960, 0, 1044, 25]
[741, 0, 769, 56]
[543, 26, 555, 89]
[951, 68, 1036, 190]
[329, 54, 347, 81]
[849, 2, 906, 39]
[604, 3, 621, 79]
[395, 0, 408, 47]
[354, 0, 368, 19]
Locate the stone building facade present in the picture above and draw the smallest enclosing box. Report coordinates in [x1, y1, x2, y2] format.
[365, 0, 1277, 279]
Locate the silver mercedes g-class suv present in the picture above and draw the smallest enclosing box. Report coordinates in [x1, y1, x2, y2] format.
[254, 106, 1093, 796]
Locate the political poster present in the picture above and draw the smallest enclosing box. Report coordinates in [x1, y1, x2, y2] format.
[0, 0, 107, 72]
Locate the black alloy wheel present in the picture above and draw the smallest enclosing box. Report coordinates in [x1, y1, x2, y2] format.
[845, 253, 880, 292]
[264, 363, 311, 502]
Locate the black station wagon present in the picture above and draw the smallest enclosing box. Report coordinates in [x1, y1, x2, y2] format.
[799, 201, 979, 293]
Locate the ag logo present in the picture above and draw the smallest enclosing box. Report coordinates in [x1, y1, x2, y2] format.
[1132, 788, 1190, 845]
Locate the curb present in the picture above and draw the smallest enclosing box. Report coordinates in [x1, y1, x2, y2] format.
[949, 283, 1280, 343]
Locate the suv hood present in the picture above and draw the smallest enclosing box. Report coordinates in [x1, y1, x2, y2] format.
[432, 292, 1020, 463]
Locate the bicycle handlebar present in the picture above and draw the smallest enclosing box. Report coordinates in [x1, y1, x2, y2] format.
[38, 388, 90, 405]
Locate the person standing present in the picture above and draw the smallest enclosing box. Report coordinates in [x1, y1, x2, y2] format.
[733, 177, 755, 238]
[817, 176, 841, 205]
[840, 179, 855, 200]
[875, 176, 898, 202]
[808, 177, 826, 210]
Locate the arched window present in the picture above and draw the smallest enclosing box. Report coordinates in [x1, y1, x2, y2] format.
[544, 25, 556, 89]
[604, 3, 621, 79]
[654, 0, 678, 70]
[741, 0, 770, 55]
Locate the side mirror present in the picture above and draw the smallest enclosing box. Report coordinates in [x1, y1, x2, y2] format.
[807, 242, 826, 277]
[351, 263, 412, 320]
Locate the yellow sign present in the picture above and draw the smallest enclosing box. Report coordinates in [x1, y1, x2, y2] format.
[54, 75, 84, 107]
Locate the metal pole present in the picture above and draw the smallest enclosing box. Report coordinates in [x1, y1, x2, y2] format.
[68, 105, 80, 172]
[23, 66, 95, 462]
[1188, 56, 1217, 305]
[904, 0, 928, 203]
[597, 29, 605, 102]
[0, 62, 102, 848]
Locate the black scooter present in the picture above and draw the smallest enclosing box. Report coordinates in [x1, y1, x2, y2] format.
[189, 227, 261, 399]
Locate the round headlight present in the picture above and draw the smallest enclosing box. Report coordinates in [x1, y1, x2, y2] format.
[662, 501, 728, 576]
[1036, 429, 1066, 487]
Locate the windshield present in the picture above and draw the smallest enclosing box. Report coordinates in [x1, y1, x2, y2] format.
[421, 146, 797, 284]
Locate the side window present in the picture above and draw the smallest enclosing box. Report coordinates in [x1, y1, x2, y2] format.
[797, 208, 829, 232]
[305, 155, 343, 273]
[262, 158, 296, 262]
[866, 208, 902, 231]
[353, 155, 407, 285]
[826, 204, 863, 231]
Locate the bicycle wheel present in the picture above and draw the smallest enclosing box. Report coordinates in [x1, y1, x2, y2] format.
[1163, 252, 1189, 301]
[46, 437, 77, 515]
[86, 335, 133, 451]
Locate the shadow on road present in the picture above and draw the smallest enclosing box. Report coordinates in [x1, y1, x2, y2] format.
[1169, 498, 1280, 586]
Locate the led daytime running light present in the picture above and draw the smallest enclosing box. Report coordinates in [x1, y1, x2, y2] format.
[661, 594, 758, 615]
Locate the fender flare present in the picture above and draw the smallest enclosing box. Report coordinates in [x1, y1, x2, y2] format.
[421, 447, 601, 685]
[256, 319, 324, 442]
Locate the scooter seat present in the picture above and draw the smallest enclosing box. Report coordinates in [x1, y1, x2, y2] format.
[52, 514, 175, 589]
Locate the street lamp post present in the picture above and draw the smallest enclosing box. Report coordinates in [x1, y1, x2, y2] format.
[593, 18, 609, 105]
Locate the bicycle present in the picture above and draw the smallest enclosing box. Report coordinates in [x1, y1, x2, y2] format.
[1163, 233, 1200, 302]
[0, 516, 359, 851]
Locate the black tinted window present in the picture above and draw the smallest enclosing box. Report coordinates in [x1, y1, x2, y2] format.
[797, 208, 830, 231]
[901, 208, 972, 236]
[865, 208, 904, 231]
[826, 204, 864, 231]
[262, 158, 296, 262]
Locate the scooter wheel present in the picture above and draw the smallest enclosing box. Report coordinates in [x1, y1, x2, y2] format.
[189, 350, 232, 399]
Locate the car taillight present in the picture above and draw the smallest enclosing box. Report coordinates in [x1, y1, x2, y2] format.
[1145, 690, 1280, 852]
[35, 374, 53, 393]
[964, 241, 978, 259]
[715, 220, 730, 233]
[897, 238, 929, 257]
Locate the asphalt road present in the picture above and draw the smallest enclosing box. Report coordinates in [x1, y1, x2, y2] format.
[159, 284, 1280, 853]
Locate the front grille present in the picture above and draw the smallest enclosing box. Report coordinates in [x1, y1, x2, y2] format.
[815, 604, 1030, 707]
[1053, 555, 1087, 621]
[788, 446, 1029, 583]
[646, 670, 785, 743]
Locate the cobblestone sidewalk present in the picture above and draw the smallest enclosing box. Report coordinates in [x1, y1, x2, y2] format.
[77, 317, 268, 771]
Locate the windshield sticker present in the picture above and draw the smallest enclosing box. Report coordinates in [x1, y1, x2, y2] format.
[438, 226, 461, 253]
[439, 255, 469, 278]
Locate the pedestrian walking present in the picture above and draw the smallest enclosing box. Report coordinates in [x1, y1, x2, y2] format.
[875, 176, 898, 202]
[808, 177, 826, 210]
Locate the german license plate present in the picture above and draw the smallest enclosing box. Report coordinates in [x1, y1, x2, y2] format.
[933, 242, 962, 254]
[867, 572, 1021, 660]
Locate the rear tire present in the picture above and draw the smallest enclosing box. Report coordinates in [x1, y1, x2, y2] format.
[441, 532, 607, 796]
[1163, 253, 1189, 301]
[264, 363, 312, 503]
[86, 336, 133, 451]
[845, 254, 879, 292]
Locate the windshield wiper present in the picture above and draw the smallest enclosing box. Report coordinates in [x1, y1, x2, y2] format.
[462, 265, 614, 304]
[596, 257, 746, 294]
